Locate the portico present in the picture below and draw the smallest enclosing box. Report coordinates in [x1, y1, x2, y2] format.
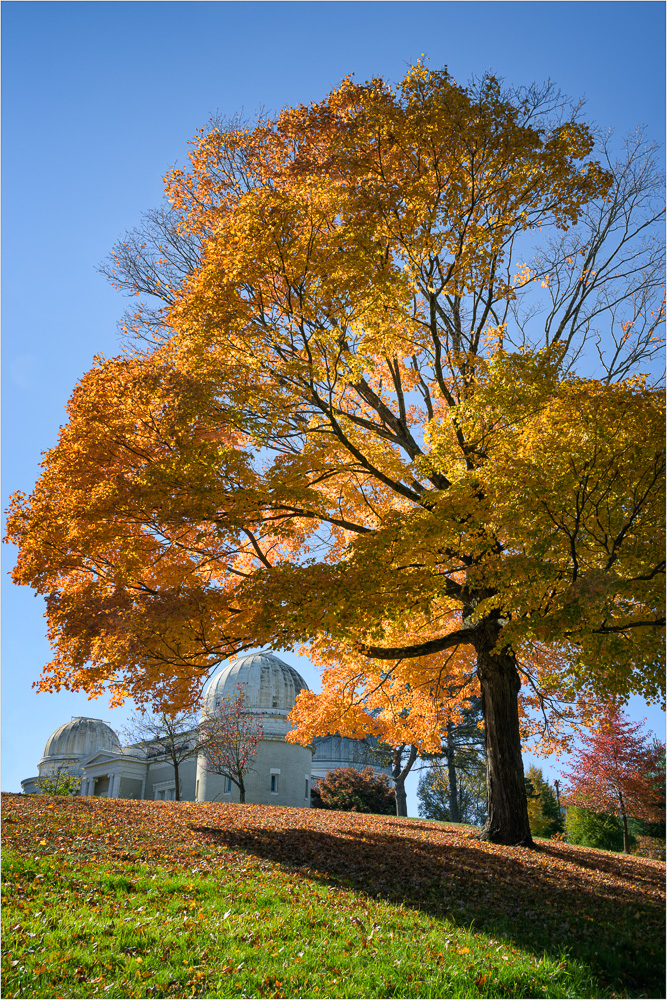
[80, 750, 148, 800]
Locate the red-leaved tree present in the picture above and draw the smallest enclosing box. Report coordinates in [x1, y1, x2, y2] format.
[199, 687, 263, 803]
[563, 706, 665, 853]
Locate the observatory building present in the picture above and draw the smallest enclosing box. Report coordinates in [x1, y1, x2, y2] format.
[21, 652, 387, 805]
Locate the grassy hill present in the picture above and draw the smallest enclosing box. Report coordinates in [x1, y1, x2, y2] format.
[2, 793, 664, 999]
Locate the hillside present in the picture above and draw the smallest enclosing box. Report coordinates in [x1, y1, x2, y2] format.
[2, 794, 664, 999]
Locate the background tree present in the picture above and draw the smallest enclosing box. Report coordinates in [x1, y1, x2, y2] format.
[36, 767, 82, 797]
[311, 766, 396, 815]
[198, 687, 263, 803]
[563, 706, 665, 853]
[387, 744, 418, 820]
[642, 738, 666, 835]
[524, 765, 564, 838]
[434, 697, 486, 824]
[346, 738, 419, 819]
[123, 709, 203, 802]
[417, 757, 487, 826]
[564, 806, 628, 853]
[7, 66, 664, 846]
[414, 695, 487, 824]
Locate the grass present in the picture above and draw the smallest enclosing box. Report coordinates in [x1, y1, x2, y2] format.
[2, 793, 664, 999]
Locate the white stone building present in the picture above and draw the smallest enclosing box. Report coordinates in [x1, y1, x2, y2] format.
[21, 652, 388, 804]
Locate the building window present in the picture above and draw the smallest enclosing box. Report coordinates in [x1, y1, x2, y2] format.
[224, 777, 232, 794]
[270, 772, 279, 794]
[154, 783, 176, 801]
[305, 778, 309, 799]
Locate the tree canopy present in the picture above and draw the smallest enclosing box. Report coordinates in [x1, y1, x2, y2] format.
[6, 65, 664, 843]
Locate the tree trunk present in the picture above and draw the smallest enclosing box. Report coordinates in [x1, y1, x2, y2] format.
[174, 760, 181, 802]
[394, 775, 408, 817]
[392, 745, 418, 818]
[618, 792, 630, 853]
[238, 777, 246, 804]
[446, 724, 460, 823]
[476, 623, 533, 846]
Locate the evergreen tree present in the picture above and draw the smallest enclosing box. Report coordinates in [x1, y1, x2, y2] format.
[436, 697, 486, 823]
[418, 697, 487, 825]
[417, 760, 487, 826]
[525, 766, 564, 838]
[565, 806, 628, 852]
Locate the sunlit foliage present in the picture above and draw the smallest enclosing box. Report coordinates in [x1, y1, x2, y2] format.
[6, 65, 664, 844]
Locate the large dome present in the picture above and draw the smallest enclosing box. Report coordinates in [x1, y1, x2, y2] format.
[40, 716, 121, 766]
[203, 652, 308, 715]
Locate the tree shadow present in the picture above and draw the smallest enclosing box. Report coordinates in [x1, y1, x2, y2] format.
[189, 818, 665, 996]
[537, 841, 657, 880]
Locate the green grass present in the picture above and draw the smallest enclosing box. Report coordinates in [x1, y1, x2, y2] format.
[2, 794, 664, 998]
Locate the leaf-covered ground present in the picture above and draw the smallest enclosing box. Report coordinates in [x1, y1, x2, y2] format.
[2, 794, 664, 999]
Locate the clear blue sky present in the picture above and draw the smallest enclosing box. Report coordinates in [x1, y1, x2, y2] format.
[3, 1, 665, 809]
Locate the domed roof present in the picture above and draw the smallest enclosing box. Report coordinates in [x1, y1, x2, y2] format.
[40, 717, 121, 762]
[203, 652, 308, 715]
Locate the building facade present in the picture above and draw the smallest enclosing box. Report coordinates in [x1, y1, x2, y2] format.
[21, 652, 388, 805]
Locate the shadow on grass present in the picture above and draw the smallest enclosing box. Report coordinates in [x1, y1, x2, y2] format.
[190, 820, 665, 997]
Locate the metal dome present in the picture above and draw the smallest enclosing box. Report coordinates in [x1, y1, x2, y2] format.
[203, 652, 308, 715]
[40, 716, 121, 765]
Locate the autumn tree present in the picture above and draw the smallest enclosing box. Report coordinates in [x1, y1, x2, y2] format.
[123, 709, 204, 802]
[562, 706, 665, 853]
[6, 66, 665, 845]
[198, 687, 263, 803]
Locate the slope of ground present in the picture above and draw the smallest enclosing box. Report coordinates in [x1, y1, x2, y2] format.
[2, 794, 664, 999]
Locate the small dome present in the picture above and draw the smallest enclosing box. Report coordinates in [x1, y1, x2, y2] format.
[40, 717, 121, 764]
[203, 652, 308, 715]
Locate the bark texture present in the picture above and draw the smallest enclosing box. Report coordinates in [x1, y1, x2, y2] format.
[476, 623, 533, 846]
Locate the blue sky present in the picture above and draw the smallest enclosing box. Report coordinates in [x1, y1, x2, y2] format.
[3, 1, 665, 810]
